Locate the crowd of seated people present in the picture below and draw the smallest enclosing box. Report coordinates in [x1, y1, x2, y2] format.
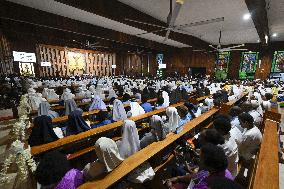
[4, 74, 283, 188]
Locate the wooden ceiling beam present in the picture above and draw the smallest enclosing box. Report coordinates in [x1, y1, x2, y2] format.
[55, 0, 211, 50]
[245, 0, 270, 46]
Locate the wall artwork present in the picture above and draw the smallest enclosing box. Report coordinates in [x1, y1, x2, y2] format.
[271, 51, 284, 73]
[37, 44, 115, 77]
[214, 51, 230, 80]
[19, 62, 35, 76]
[239, 52, 259, 79]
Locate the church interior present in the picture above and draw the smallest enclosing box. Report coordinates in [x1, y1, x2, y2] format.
[0, 0, 283, 189]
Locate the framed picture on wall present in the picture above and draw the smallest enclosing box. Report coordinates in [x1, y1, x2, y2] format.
[271, 51, 284, 73]
[239, 51, 259, 79]
[214, 51, 230, 80]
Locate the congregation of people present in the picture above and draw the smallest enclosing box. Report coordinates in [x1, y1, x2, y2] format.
[4, 74, 284, 189]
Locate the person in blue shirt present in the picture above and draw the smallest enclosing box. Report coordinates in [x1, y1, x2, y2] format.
[184, 102, 197, 120]
[176, 105, 192, 133]
[140, 95, 153, 113]
[91, 110, 112, 129]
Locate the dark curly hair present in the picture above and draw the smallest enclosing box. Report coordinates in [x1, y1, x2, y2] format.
[199, 128, 225, 146]
[35, 151, 70, 186]
[200, 143, 228, 172]
[213, 116, 232, 135]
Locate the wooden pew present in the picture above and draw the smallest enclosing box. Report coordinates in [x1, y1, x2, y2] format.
[31, 102, 184, 156]
[51, 98, 157, 124]
[248, 118, 279, 189]
[78, 108, 219, 189]
[219, 93, 248, 114]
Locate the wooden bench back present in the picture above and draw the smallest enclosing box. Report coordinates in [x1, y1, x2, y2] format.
[78, 108, 219, 189]
[31, 102, 184, 156]
[249, 119, 279, 189]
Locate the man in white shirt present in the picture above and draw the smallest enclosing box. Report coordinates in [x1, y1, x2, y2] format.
[213, 116, 239, 177]
[238, 113, 262, 161]
[229, 106, 245, 133]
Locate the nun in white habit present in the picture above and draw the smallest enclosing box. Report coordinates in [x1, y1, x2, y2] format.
[46, 89, 59, 100]
[83, 137, 124, 181]
[129, 102, 145, 117]
[61, 88, 75, 101]
[112, 99, 127, 121]
[117, 120, 140, 159]
[162, 91, 170, 107]
[108, 88, 118, 99]
[164, 107, 180, 134]
[140, 115, 166, 149]
[89, 95, 107, 111]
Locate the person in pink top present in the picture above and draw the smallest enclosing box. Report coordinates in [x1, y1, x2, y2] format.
[35, 151, 84, 189]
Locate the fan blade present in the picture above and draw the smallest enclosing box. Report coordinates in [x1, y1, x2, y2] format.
[227, 44, 245, 49]
[124, 18, 166, 29]
[164, 29, 171, 42]
[229, 49, 248, 51]
[175, 17, 224, 29]
[193, 49, 205, 52]
[209, 45, 218, 50]
[136, 28, 169, 36]
[168, 0, 184, 27]
[164, 0, 184, 41]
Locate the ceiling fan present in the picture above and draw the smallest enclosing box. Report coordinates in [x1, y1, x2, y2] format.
[72, 39, 109, 49]
[125, 0, 224, 42]
[209, 31, 248, 52]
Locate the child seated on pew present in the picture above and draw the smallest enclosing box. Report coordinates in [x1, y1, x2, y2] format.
[165, 143, 233, 189]
[155, 96, 165, 110]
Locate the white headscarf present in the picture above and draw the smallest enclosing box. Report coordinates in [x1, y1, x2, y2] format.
[129, 102, 145, 117]
[46, 89, 59, 100]
[117, 120, 140, 159]
[112, 99, 127, 121]
[150, 115, 166, 141]
[108, 88, 117, 99]
[162, 91, 170, 107]
[95, 137, 124, 172]
[166, 107, 180, 132]
[61, 88, 75, 101]
[89, 95, 107, 111]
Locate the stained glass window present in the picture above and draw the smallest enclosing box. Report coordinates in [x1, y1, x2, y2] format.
[239, 52, 259, 79]
[271, 51, 284, 73]
[214, 51, 230, 80]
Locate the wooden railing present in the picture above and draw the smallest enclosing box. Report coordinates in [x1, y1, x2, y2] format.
[248, 110, 280, 189]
